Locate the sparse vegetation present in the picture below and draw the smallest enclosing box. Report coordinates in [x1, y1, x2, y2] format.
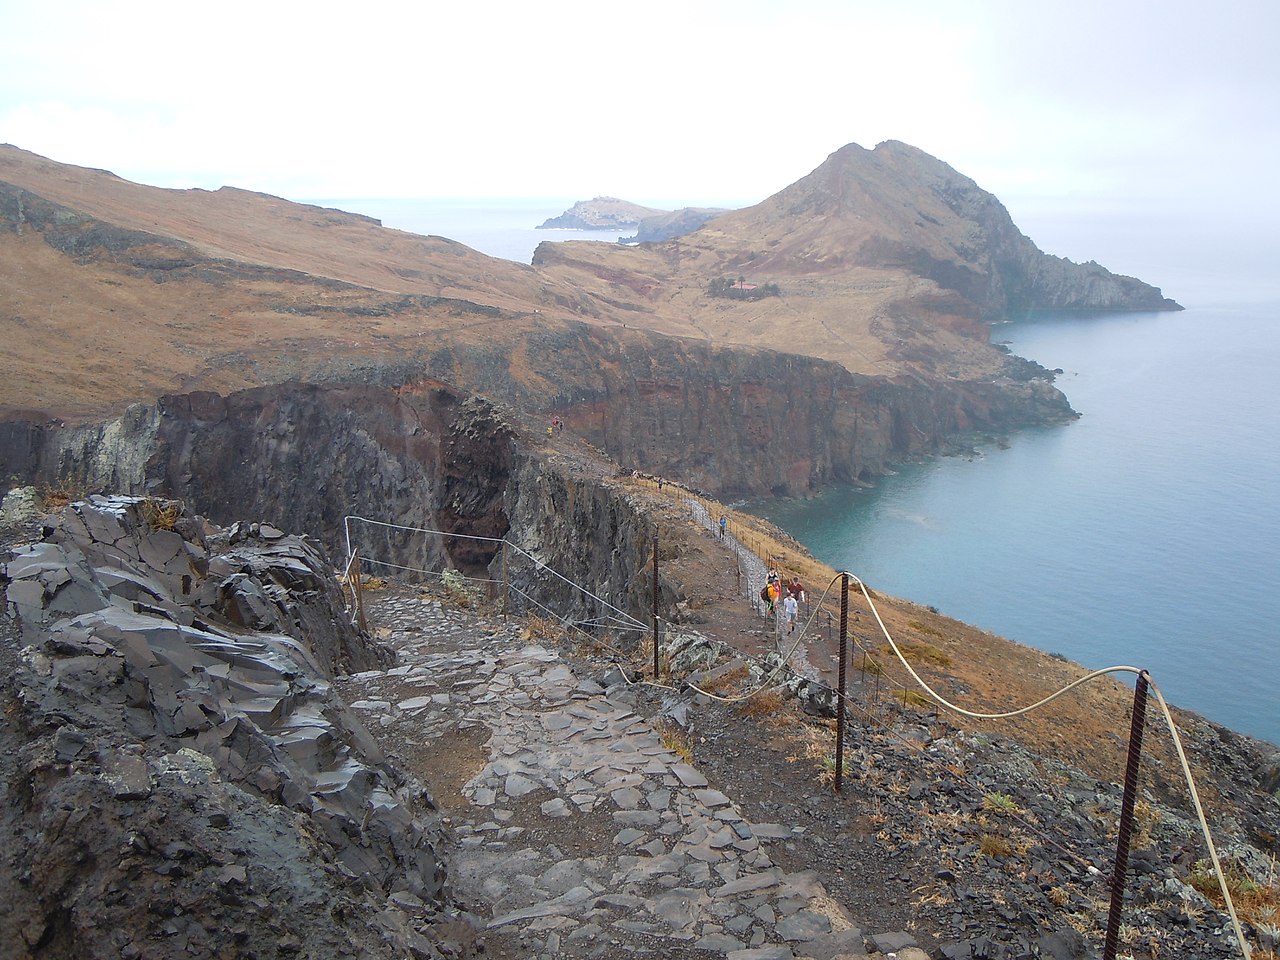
[697, 664, 749, 696]
[521, 613, 564, 643]
[982, 792, 1022, 816]
[38, 477, 88, 509]
[706, 276, 781, 300]
[816, 753, 851, 787]
[896, 688, 932, 708]
[897, 641, 952, 667]
[736, 689, 785, 719]
[655, 720, 694, 764]
[980, 833, 1013, 858]
[441, 568, 482, 608]
[1188, 856, 1280, 932]
[857, 653, 885, 676]
[139, 496, 180, 531]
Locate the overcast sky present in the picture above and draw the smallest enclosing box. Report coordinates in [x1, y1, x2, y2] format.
[2, 1, 1277, 291]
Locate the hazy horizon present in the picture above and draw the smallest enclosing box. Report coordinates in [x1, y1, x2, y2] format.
[4, 0, 1277, 245]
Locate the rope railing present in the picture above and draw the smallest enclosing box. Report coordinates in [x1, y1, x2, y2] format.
[341, 515, 648, 646]
[679, 499, 1256, 960]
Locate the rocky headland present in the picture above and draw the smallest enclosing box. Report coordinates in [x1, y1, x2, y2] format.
[538, 197, 668, 230]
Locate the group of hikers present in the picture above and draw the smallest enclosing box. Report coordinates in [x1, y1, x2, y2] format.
[760, 570, 806, 634]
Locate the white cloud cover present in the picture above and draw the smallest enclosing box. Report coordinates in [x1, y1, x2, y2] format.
[2, 0, 1277, 282]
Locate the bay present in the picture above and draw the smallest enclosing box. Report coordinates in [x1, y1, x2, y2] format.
[752, 302, 1280, 746]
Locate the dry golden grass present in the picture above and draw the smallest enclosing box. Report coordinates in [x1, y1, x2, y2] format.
[655, 720, 694, 764]
[736, 689, 785, 719]
[896, 642, 953, 668]
[697, 664, 749, 697]
[1189, 856, 1280, 931]
[979, 833, 1014, 858]
[139, 497, 180, 531]
[38, 478, 88, 510]
[521, 613, 565, 643]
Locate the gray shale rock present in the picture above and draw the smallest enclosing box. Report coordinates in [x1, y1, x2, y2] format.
[1, 496, 452, 958]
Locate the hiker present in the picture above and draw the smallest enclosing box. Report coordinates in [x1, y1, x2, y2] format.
[789, 578, 805, 604]
[783, 593, 798, 634]
[718, 515, 727, 538]
[759, 583, 774, 616]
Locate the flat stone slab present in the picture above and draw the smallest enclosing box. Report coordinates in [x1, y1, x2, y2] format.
[670, 763, 707, 788]
[776, 910, 833, 941]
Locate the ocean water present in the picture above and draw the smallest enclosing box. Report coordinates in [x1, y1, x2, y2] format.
[752, 301, 1280, 746]
[308, 198, 1278, 745]
[308, 197, 634, 263]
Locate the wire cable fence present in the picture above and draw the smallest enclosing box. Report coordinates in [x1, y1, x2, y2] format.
[341, 515, 648, 650]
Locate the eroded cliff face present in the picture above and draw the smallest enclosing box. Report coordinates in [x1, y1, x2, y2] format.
[541, 337, 1073, 498]
[0, 383, 669, 628]
[0, 354, 1071, 627]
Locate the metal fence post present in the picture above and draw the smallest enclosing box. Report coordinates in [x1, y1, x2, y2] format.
[652, 534, 660, 681]
[1103, 670, 1150, 960]
[501, 542, 509, 620]
[352, 549, 367, 633]
[835, 573, 849, 792]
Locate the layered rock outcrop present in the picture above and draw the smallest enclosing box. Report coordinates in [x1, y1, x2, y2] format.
[0, 496, 457, 957]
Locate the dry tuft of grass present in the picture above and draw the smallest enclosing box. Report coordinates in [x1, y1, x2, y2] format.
[896, 688, 933, 709]
[655, 720, 694, 764]
[39, 478, 89, 510]
[1188, 856, 1280, 932]
[907, 619, 944, 639]
[857, 653, 885, 676]
[979, 832, 1014, 858]
[736, 689, 785, 719]
[897, 642, 952, 667]
[697, 664, 749, 697]
[522, 613, 565, 643]
[139, 496, 180, 531]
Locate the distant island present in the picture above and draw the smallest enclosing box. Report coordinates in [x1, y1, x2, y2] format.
[537, 196, 665, 229]
[538, 196, 732, 243]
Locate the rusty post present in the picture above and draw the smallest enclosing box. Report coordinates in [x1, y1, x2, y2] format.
[1103, 670, 1150, 960]
[652, 534, 660, 681]
[501, 542, 509, 620]
[835, 573, 849, 793]
[352, 549, 367, 633]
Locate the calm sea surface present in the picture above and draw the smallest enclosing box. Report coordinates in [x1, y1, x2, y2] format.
[312, 198, 1279, 745]
[752, 303, 1280, 746]
[309, 197, 634, 263]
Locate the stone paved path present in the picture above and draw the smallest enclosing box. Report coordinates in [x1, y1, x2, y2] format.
[334, 591, 914, 960]
[685, 500, 822, 684]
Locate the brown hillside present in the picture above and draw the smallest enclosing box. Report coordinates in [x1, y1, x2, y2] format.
[0, 140, 1172, 426]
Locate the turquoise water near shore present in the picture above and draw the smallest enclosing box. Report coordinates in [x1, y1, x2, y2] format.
[751, 302, 1280, 746]
[311, 197, 1278, 745]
